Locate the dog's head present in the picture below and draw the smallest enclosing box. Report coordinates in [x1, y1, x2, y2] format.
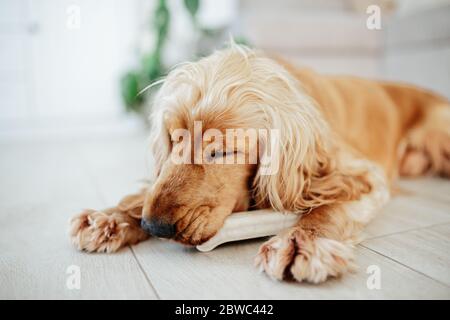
[141, 45, 337, 245]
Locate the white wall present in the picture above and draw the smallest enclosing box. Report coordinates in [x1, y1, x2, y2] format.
[0, 0, 144, 140]
[384, 2, 450, 99]
[240, 0, 385, 78]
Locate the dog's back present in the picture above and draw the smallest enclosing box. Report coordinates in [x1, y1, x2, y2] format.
[280, 62, 450, 180]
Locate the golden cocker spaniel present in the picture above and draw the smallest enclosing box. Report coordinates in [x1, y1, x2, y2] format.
[70, 45, 450, 283]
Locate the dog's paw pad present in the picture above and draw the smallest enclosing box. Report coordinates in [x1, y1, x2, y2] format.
[255, 228, 356, 283]
[69, 210, 137, 253]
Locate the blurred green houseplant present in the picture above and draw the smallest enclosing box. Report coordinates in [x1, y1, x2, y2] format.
[121, 0, 179, 113]
[120, 0, 247, 115]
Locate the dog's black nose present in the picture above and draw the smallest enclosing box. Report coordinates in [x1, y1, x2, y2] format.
[141, 219, 175, 238]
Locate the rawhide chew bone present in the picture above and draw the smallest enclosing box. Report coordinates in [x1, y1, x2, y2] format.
[196, 209, 299, 252]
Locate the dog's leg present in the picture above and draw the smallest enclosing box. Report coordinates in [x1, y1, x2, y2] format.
[400, 104, 450, 177]
[255, 162, 390, 283]
[70, 190, 149, 253]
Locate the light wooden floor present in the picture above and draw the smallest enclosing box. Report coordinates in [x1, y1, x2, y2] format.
[1, 134, 449, 299]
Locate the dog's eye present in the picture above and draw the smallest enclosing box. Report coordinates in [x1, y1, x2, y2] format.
[210, 151, 222, 158]
[210, 150, 237, 158]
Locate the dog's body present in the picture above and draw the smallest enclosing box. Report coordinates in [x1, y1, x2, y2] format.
[285, 64, 450, 180]
[70, 46, 450, 283]
[291, 65, 450, 181]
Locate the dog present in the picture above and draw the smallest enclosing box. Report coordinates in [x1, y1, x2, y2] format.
[70, 44, 450, 283]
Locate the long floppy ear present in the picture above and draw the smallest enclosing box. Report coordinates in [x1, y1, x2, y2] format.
[146, 62, 201, 179]
[250, 60, 371, 213]
[148, 97, 171, 179]
[141, 98, 172, 220]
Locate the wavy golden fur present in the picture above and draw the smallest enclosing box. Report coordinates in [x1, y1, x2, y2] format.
[70, 44, 450, 283]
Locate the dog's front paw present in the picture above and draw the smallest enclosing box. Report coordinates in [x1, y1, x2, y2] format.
[69, 209, 148, 253]
[255, 228, 357, 283]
